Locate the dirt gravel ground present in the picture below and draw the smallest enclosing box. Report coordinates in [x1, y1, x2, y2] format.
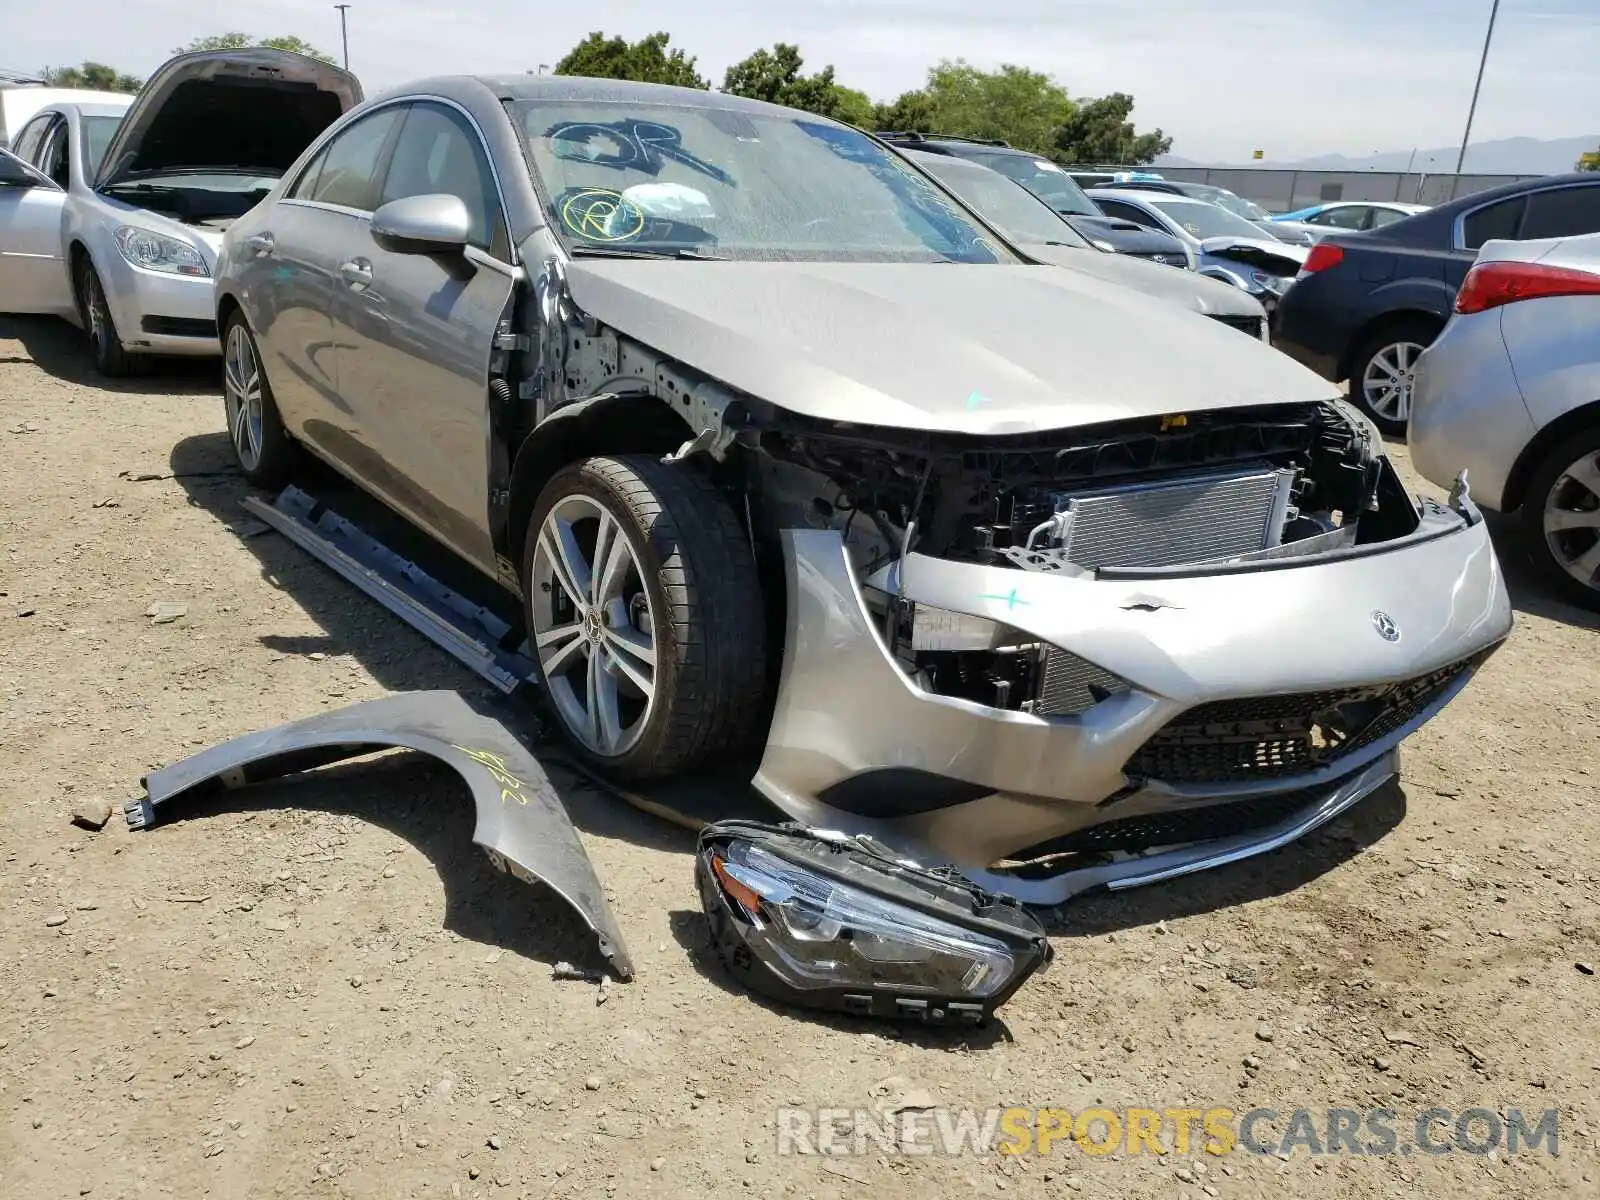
[1, 313, 1597, 1200]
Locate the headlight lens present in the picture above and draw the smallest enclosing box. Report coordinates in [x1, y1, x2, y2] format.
[113, 226, 209, 277]
[1090, 238, 1117, 252]
[697, 823, 1051, 1024]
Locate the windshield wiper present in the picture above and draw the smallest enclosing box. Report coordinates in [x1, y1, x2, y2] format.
[568, 244, 721, 261]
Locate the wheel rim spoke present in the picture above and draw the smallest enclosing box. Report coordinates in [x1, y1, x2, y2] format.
[602, 627, 655, 697]
[1560, 453, 1600, 500]
[540, 522, 590, 608]
[1545, 508, 1600, 534]
[587, 646, 623, 752]
[535, 621, 586, 677]
[593, 513, 634, 608]
[1565, 539, 1600, 584]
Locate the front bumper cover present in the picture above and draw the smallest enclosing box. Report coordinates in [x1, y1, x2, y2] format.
[754, 504, 1510, 893]
[127, 690, 634, 979]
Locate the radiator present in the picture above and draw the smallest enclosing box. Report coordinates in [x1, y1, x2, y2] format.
[1051, 467, 1295, 569]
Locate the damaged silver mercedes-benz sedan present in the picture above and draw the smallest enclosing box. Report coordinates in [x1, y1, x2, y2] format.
[214, 76, 1512, 903]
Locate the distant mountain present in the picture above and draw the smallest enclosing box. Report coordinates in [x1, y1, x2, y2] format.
[1158, 134, 1599, 175]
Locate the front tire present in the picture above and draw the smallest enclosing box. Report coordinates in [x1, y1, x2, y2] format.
[1348, 317, 1439, 436]
[221, 314, 294, 487]
[75, 256, 139, 378]
[522, 454, 767, 780]
[1519, 426, 1600, 612]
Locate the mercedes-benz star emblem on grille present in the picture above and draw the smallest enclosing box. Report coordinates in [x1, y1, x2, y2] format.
[1371, 610, 1401, 642]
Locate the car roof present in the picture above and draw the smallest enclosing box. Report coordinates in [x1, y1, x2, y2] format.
[1090, 188, 1205, 206]
[471, 73, 811, 118]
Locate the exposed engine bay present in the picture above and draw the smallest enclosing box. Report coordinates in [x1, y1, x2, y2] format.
[756, 400, 1410, 579]
[746, 400, 1416, 717]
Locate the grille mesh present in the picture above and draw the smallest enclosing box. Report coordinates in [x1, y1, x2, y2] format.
[1058, 469, 1289, 569]
[1125, 656, 1480, 785]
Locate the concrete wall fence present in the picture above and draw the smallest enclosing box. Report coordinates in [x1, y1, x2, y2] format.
[1135, 167, 1541, 212]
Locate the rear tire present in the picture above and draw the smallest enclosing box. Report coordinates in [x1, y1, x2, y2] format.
[1347, 317, 1440, 436]
[221, 313, 295, 487]
[522, 454, 767, 781]
[1519, 426, 1600, 612]
[75, 256, 140, 378]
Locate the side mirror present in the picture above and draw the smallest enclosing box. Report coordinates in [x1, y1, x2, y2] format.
[371, 193, 471, 255]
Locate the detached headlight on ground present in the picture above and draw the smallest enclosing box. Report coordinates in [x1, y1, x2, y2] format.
[114, 226, 209, 277]
[696, 821, 1051, 1024]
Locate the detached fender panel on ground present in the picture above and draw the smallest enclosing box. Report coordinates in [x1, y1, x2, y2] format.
[126, 690, 634, 980]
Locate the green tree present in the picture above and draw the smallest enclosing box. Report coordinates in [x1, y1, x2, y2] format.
[40, 61, 142, 91]
[829, 85, 875, 128]
[554, 31, 708, 89]
[173, 34, 336, 63]
[875, 60, 1075, 156]
[722, 43, 844, 118]
[1577, 147, 1600, 172]
[1053, 92, 1171, 165]
[872, 90, 938, 133]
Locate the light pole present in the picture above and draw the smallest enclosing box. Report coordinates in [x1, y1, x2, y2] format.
[1454, 0, 1501, 176]
[334, 4, 351, 71]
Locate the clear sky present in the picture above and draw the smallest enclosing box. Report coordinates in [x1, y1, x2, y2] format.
[5, 0, 1597, 161]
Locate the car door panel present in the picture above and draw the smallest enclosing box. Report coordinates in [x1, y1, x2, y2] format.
[252, 106, 404, 468]
[0, 147, 73, 314]
[247, 202, 356, 438]
[333, 244, 512, 573]
[328, 100, 514, 577]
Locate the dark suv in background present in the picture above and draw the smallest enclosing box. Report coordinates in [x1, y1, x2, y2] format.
[877, 132, 1193, 268]
[1274, 172, 1600, 434]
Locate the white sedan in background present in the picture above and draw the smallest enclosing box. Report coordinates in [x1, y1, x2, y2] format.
[0, 48, 359, 376]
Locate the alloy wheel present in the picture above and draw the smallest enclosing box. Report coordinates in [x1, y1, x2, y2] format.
[1360, 340, 1425, 423]
[223, 323, 264, 470]
[530, 494, 658, 757]
[1542, 449, 1600, 593]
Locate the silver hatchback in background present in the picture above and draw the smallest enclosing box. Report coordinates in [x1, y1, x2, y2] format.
[1412, 231, 1600, 610]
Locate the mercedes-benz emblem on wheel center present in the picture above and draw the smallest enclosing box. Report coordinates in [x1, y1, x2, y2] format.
[1152, 255, 1167, 264]
[1371, 610, 1400, 642]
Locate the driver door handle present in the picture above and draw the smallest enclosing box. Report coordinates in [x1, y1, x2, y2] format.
[245, 232, 275, 257]
[338, 257, 373, 288]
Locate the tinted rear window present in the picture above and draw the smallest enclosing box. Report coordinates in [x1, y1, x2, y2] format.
[1462, 196, 1524, 249]
[1519, 185, 1600, 241]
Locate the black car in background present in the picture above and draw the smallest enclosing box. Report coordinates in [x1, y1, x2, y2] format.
[877, 132, 1193, 268]
[1275, 172, 1600, 434]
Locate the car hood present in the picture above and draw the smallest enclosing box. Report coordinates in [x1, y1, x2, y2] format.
[563, 260, 1336, 434]
[1064, 214, 1187, 256]
[1198, 236, 1309, 279]
[1014, 242, 1266, 319]
[95, 49, 361, 190]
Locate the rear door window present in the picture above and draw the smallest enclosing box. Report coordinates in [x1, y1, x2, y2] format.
[1461, 196, 1525, 249]
[1519, 185, 1600, 241]
[10, 114, 54, 166]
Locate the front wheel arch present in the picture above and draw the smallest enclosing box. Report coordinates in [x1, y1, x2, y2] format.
[503, 393, 694, 571]
[1502, 398, 1600, 513]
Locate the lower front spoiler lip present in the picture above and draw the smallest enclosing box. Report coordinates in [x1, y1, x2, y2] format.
[962, 750, 1398, 906]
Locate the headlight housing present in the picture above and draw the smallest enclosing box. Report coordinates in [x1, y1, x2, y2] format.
[696, 821, 1051, 1024]
[113, 226, 209, 277]
[1090, 238, 1117, 253]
